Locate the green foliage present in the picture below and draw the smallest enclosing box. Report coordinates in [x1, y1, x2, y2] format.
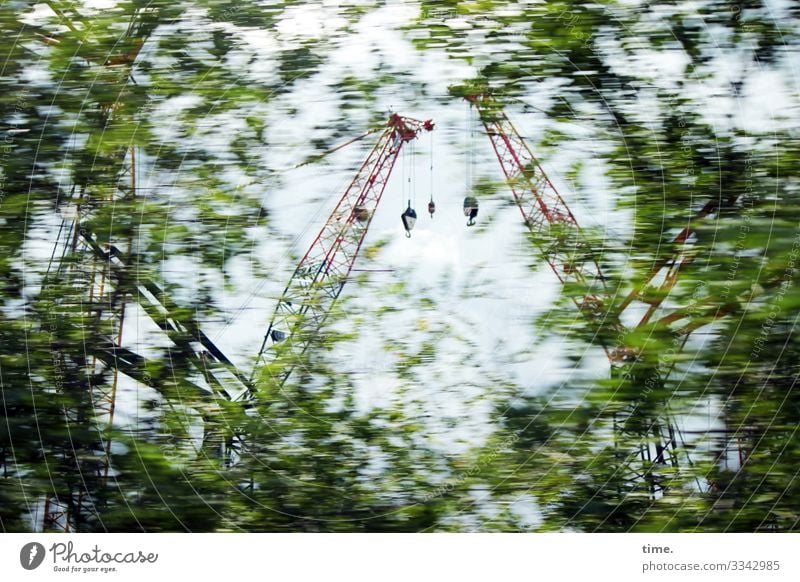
[411, 0, 800, 531]
[2, 0, 799, 533]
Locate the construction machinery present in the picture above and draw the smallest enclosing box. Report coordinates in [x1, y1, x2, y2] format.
[454, 82, 739, 496]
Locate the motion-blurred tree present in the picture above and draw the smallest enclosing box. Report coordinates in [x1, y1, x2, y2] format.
[412, 0, 800, 531]
[2, 0, 798, 533]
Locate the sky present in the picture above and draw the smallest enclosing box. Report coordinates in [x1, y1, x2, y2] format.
[142, 2, 622, 453]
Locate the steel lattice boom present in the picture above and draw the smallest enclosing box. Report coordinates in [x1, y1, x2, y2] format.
[462, 93, 625, 343]
[459, 87, 702, 495]
[248, 114, 434, 394]
[33, 5, 241, 530]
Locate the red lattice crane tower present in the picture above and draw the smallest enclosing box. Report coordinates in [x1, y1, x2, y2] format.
[203, 114, 434, 466]
[247, 114, 434, 392]
[456, 85, 736, 496]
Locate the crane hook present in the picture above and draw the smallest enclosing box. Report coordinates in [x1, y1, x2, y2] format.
[463, 196, 478, 227]
[401, 201, 417, 238]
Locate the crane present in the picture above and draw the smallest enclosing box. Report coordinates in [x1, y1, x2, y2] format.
[35, 4, 147, 528]
[31, 4, 246, 531]
[454, 83, 738, 496]
[249, 113, 434, 391]
[43, 107, 435, 506]
[29, 5, 436, 525]
[212, 113, 434, 465]
[23, 3, 733, 524]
